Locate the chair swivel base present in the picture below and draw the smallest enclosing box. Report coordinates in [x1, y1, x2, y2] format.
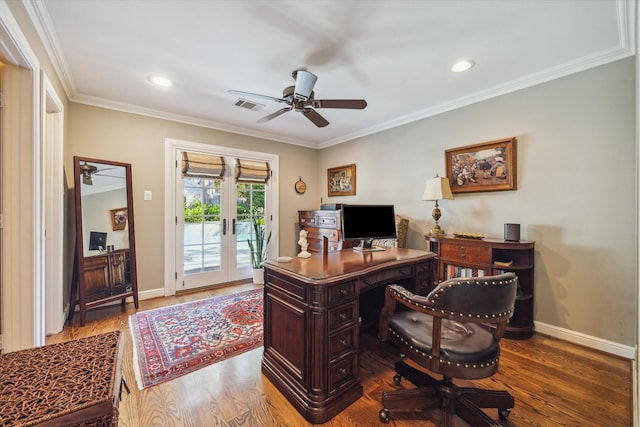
[379, 360, 514, 427]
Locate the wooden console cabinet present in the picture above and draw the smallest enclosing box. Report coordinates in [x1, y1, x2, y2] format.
[427, 235, 535, 339]
[262, 248, 434, 423]
[298, 209, 352, 253]
[82, 249, 131, 301]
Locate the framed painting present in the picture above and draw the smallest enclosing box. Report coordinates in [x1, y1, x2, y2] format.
[327, 163, 356, 196]
[110, 207, 128, 231]
[445, 137, 517, 194]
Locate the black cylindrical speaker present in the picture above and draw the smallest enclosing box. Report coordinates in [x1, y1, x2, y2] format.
[504, 223, 520, 241]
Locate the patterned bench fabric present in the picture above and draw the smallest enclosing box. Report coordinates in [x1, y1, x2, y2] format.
[0, 331, 123, 427]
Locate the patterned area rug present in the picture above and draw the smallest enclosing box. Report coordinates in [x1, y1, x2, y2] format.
[129, 288, 263, 389]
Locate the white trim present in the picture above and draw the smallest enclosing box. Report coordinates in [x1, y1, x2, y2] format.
[534, 321, 636, 360]
[42, 72, 65, 335]
[164, 137, 279, 297]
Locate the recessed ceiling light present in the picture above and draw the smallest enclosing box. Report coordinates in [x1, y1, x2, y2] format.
[450, 60, 475, 73]
[148, 75, 173, 87]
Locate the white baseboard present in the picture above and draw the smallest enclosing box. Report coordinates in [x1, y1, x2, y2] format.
[534, 321, 636, 359]
[138, 287, 166, 301]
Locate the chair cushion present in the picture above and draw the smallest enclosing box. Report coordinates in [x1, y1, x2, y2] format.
[389, 310, 499, 366]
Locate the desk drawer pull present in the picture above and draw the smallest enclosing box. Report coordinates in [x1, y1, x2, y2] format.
[339, 313, 347, 321]
[340, 339, 347, 347]
[340, 288, 348, 295]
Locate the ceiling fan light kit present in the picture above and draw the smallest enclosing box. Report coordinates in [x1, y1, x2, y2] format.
[229, 69, 367, 128]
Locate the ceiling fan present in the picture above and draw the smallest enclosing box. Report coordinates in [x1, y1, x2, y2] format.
[229, 70, 367, 128]
[79, 162, 120, 185]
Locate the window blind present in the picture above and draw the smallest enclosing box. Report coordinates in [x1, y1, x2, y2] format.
[181, 151, 226, 180]
[235, 158, 270, 184]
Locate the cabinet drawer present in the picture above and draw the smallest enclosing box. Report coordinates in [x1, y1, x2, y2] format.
[316, 214, 338, 228]
[328, 282, 356, 305]
[299, 211, 340, 229]
[329, 327, 357, 361]
[305, 228, 340, 242]
[328, 302, 357, 331]
[441, 242, 491, 264]
[328, 354, 357, 394]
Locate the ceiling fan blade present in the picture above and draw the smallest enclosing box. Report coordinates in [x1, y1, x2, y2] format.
[302, 108, 329, 128]
[257, 107, 292, 123]
[228, 90, 286, 104]
[312, 99, 367, 109]
[293, 70, 317, 101]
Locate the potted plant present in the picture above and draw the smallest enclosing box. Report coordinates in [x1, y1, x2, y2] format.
[247, 216, 271, 284]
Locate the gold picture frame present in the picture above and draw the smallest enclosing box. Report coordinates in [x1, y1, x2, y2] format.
[445, 137, 517, 194]
[327, 163, 356, 196]
[110, 207, 128, 231]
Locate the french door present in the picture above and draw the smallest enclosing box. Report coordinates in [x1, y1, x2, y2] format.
[175, 152, 272, 291]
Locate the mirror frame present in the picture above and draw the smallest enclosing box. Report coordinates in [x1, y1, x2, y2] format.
[72, 156, 139, 325]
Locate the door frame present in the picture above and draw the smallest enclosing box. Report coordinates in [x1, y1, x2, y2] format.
[0, 0, 45, 351]
[42, 72, 65, 335]
[163, 137, 279, 296]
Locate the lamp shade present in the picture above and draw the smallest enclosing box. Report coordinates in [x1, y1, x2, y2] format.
[422, 176, 454, 201]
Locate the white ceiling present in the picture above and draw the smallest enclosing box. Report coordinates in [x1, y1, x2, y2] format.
[27, 0, 635, 149]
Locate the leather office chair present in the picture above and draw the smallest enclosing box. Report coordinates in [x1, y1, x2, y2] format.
[378, 272, 518, 427]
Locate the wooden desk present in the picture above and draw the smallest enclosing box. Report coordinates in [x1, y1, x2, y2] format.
[262, 247, 435, 423]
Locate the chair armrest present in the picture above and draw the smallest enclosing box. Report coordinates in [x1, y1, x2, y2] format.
[378, 284, 431, 341]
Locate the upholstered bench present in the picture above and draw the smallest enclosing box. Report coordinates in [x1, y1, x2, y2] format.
[0, 331, 125, 426]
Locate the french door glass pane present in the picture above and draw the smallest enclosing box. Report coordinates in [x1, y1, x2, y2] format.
[183, 178, 222, 274]
[236, 183, 266, 268]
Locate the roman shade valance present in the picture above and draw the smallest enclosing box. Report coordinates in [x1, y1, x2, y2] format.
[181, 151, 226, 180]
[235, 158, 270, 184]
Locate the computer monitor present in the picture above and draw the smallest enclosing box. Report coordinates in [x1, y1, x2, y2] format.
[341, 204, 396, 251]
[88, 231, 107, 251]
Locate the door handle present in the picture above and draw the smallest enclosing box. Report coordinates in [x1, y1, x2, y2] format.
[232, 219, 237, 235]
[223, 218, 227, 235]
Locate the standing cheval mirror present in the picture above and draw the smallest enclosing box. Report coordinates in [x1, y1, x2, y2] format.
[71, 156, 139, 325]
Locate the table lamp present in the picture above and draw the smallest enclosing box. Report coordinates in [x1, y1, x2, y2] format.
[422, 175, 454, 236]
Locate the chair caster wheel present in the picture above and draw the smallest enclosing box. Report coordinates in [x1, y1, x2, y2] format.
[379, 408, 390, 423]
[393, 374, 402, 385]
[499, 408, 512, 420]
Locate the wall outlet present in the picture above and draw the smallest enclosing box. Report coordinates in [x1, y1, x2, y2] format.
[144, 190, 152, 201]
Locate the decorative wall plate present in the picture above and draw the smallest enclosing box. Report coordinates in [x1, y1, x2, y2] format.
[295, 177, 307, 194]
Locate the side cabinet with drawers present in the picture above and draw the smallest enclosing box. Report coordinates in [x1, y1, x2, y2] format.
[427, 235, 535, 339]
[299, 209, 354, 253]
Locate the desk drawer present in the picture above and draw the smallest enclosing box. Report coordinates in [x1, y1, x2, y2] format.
[328, 354, 357, 394]
[329, 326, 357, 361]
[328, 281, 356, 305]
[328, 301, 357, 331]
[441, 241, 491, 264]
[360, 267, 412, 292]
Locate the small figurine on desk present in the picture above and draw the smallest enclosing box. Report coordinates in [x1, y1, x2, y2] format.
[297, 229, 311, 258]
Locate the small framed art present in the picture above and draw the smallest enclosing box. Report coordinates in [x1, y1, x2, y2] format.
[327, 163, 356, 196]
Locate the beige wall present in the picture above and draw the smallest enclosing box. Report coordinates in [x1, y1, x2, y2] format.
[65, 105, 319, 293]
[6, 0, 636, 350]
[319, 58, 636, 346]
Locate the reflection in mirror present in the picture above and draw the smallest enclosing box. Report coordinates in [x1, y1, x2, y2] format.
[80, 161, 129, 256]
[71, 156, 139, 326]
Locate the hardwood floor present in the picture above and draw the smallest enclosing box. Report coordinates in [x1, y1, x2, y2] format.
[48, 283, 633, 427]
